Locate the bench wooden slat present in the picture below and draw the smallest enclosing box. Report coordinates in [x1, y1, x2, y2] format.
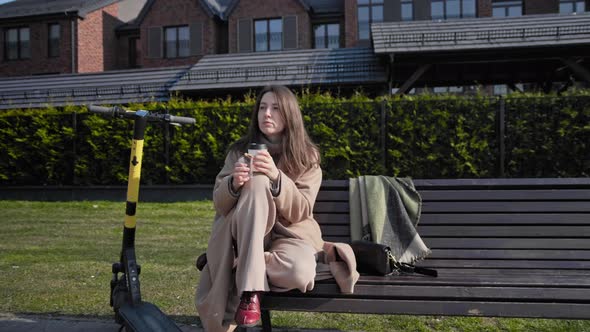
[420, 189, 590, 201]
[413, 177, 590, 188]
[354, 272, 590, 287]
[317, 190, 590, 203]
[322, 235, 350, 243]
[307, 284, 590, 302]
[419, 259, 590, 270]
[322, 225, 590, 238]
[429, 249, 590, 260]
[317, 191, 590, 204]
[423, 238, 590, 249]
[319, 225, 350, 236]
[317, 213, 590, 225]
[262, 297, 590, 319]
[420, 213, 590, 225]
[314, 214, 349, 224]
[418, 225, 590, 237]
[319, 180, 350, 189]
[316, 213, 590, 225]
[355, 272, 590, 286]
[316, 191, 349, 201]
[314, 202, 349, 213]
[321, 234, 590, 250]
[422, 201, 590, 213]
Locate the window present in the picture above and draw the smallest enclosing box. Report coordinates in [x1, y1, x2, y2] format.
[4, 27, 30, 60]
[401, 0, 414, 21]
[129, 37, 140, 68]
[164, 26, 189, 58]
[433, 86, 464, 94]
[431, 0, 476, 20]
[48, 23, 60, 57]
[255, 18, 282, 52]
[493, 83, 524, 95]
[559, 0, 586, 13]
[493, 84, 508, 95]
[492, 1, 522, 17]
[314, 23, 340, 49]
[358, 0, 383, 41]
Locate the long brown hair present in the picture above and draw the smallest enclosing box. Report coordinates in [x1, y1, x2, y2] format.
[230, 85, 320, 176]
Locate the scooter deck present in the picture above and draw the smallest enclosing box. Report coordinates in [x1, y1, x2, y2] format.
[118, 301, 183, 332]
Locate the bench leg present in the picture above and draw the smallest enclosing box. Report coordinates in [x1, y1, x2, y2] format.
[261, 309, 272, 332]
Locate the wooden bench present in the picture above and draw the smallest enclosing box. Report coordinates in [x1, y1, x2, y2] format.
[260, 178, 590, 331]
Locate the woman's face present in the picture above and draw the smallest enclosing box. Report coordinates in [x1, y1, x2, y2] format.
[257, 91, 285, 141]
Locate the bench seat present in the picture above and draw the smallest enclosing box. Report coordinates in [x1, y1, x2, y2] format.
[260, 178, 590, 331]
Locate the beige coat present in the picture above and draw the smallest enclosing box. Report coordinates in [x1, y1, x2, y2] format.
[196, 149, 358, 332]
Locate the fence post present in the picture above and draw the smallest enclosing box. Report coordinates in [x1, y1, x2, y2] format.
[164, 109, 171, 184]
[348, 102, 352, 173]
[497, 97, 506, 177]
[72, 111, 77, 185]
[380, 99, 388, 174]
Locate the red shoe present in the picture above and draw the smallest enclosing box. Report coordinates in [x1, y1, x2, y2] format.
[234, 291, 262, 327]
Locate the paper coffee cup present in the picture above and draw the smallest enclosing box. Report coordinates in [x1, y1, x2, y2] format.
[248, 143, 267, 174]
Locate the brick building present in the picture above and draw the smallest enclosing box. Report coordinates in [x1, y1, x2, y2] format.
[115, 0, 346, 69]
[2, 0, 589, 74]
[116, 0, 225, 70]
[0, 0, 147, 76]
[1, 0, 589, 98]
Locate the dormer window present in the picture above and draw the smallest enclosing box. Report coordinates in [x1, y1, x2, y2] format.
[401, 0, 414, 21]
[314, 23, 340, 49]
[431, 0, 476, 20]
[358, 0, 383, 41]
[254, 18, 282, 52]
[559, 0, 586, 13]
[164, 26, 189, 58]
[48, 23, 60, 57]
[492, 1, 522, 17]
[4, 27, 30, 60]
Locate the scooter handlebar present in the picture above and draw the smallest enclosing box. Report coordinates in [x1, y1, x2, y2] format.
[168, 115, 196, 125]
[88, 105, 117, 116]
[88, 105, 195, 125]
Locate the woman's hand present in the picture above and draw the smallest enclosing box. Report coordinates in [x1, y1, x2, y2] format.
[252, 150, 280, 182]
[231, 158, 250, 192]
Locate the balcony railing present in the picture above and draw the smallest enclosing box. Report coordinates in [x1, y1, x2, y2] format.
[386, 24, 590, 46]
[185, 62, 382, 84]
[0, 83, 167, 103]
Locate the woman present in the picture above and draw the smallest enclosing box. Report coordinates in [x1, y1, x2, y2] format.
[196, 85, 358, 332]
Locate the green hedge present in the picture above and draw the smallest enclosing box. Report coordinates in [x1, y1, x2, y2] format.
[505, 95, 590, 177]
[1, 91, 589, 185]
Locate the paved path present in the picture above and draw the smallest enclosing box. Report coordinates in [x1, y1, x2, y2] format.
[0, 313, 200, 332]
[0, 313, 342, 332]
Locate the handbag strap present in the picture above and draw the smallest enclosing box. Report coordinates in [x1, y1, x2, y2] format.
[387, 252, 438, 277]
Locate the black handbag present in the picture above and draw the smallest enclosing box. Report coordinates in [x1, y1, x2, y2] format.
[350, 240, 437, 277]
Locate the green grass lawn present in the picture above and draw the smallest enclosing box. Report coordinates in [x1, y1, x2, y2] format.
[1, 200, 589, 331]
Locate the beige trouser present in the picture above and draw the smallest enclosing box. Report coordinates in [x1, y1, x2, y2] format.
[196, 174, 317, 332]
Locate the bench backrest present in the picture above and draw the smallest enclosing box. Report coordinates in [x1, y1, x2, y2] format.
[314, 178, 590, 271]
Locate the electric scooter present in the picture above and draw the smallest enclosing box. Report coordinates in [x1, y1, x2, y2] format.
[88, 105, 195, 332]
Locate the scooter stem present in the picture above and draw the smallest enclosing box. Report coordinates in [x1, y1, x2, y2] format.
[121, 112, 148, 306]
